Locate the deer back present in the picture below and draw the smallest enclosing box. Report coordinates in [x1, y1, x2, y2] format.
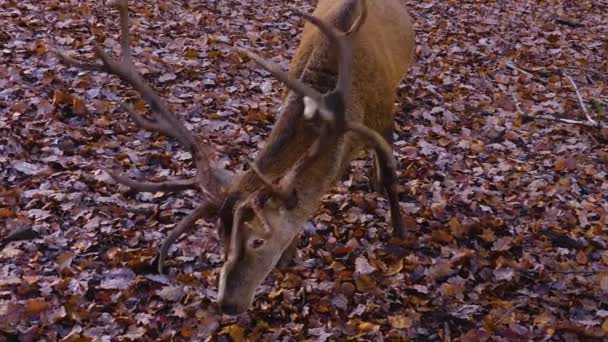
[231, 0, 414, 208]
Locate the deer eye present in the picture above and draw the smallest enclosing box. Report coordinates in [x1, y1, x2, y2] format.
[250, 238, 265, 249]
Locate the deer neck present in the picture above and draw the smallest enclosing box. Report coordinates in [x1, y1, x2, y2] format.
[230, 91, 360, 223]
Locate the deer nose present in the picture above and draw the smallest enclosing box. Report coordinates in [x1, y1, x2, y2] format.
[220, 303, 241, 315]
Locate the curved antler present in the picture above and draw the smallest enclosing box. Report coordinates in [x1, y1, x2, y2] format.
[54, 0, 230, 272]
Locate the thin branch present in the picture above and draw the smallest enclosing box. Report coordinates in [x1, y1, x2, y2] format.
[555, 18, 584, 28]
[506, 62, 534, 78]
[563, 72, 596, 124]
[235, 47, 322, 103]
[505, 62, 547, 84]
[522, 114, 606, 128]
[511, 92, 607, 129]
[114, 0, 132, 64]
[567, 66, 607, 81]
[547, 269, 608, 275]
[495, 303, 526, 326]
[54, 48, 105, 72]
[443, 322, 451, 342]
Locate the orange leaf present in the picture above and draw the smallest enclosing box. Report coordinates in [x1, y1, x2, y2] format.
[599, 274, 608, 292]
[384, 258, 403, 276]
[358, 322, 379, 332]
[134, 99, 147, 112]
[0, 208, 13, 218]
[554, 158, 567, 171]
[184, 49, 199, 60]
[432, 229, 454, 243]
[180, 326, 193, 339]
[389, 314, 413, 329]
[26, 298, 49, 315]
[52, 89, 70, 106]
[220, 324, 245, 342]
[448, 217, 464, 237]
[56, 251, 75, 270]
[72, 96, 88, 115]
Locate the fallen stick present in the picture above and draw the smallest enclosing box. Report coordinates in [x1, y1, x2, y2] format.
[511, 92, 607, 129]
[563, 72, 597, 125]
[555, 18, 584, 28]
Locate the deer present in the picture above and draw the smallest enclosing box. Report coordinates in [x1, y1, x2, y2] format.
[55, 0, 415, 314]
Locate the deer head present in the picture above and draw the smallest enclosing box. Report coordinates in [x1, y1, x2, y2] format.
[55, 0, 413, 314]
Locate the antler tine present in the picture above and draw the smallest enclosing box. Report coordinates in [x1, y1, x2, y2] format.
[296, 0, 367, 98]
[108, 170, 198, 193]
[54, 0, 197, 148]
[250, 201, 273, 238]
[298, 13, 351, 96]
[225, 202, 248, 264]
[235, 47, 323, 103]
[158, 201, 217, 274]
[275, 124, 331, 197]
[344, 0, 368, 36]
[91, 48, 198, 150]
[237, 1, 376, 213]
[119, 104, 190, 148]
[56, 0, 230, 192]
[55, 0, 231, 272]
[248, 162, 289, 199]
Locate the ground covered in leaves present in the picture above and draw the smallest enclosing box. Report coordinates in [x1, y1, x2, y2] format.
[1, 0, 608, 340]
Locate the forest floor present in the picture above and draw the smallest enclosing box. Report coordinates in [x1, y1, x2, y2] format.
[1, 0, 607, 340]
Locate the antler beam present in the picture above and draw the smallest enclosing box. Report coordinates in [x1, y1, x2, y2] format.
[55, 0, 229, 272]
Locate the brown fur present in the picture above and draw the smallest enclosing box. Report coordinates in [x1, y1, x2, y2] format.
[217, 0, 415, 314]
[230, 0, 414, 199]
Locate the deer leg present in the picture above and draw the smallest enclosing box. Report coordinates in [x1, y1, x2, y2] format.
[277, 235, 299, 269]
[373, 126, 406, 238]
[369, 125, 394, 193]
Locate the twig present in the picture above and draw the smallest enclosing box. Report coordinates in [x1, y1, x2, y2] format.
[506, 62, 547, 84]
[511, 92, 607, 129]
[555, 18, 584, 28]
[511, 92, 525, 114]
[563, 72, 597, 125]
[547, 269, 608, 275]
[522, 268, 608, 275]
[567, 66, 607, 81]
[495, 303, 525, 327]
[506, 62, 534, 78]
[522, 114, 606, 128]
[444, 322, 451, 342]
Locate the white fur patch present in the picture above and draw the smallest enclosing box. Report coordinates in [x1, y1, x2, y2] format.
[303, 96, 318, 120]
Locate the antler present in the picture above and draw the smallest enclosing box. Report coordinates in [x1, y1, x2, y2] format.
[54, 0, 229, 272]
[239, 0, 406, 237]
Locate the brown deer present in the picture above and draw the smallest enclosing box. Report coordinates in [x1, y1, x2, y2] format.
[55, 0, 414, 314]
